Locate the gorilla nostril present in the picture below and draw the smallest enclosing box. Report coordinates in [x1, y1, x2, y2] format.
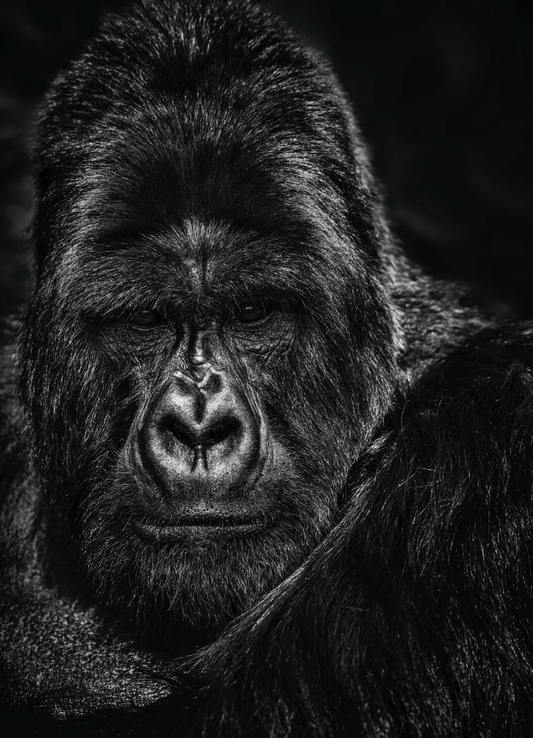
[202, 417, 241, 447]
[160, 416, 196, 449]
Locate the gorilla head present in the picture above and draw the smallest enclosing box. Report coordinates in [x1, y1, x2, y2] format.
[19, 0, 401, 632]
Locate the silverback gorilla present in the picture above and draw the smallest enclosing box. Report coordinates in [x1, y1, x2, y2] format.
[2, 0, 533, 735]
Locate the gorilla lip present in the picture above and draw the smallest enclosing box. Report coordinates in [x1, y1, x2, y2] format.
[134, 516, 268, 541]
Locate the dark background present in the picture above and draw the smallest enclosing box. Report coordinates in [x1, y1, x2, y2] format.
[1, 0, 532, 317]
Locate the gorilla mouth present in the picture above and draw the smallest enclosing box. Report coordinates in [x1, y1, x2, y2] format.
[134, 516, 268, 542]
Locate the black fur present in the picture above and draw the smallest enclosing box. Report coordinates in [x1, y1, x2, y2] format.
[2, 0, 533, 735]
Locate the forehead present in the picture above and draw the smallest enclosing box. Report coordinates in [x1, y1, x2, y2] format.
[82, 108, 322, 234]
[61, 119, 349, 291]
[55, 151, 364, 322]
[56, 98, 363, 307]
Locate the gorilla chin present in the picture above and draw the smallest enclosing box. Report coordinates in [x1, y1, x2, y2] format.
[79, 473, 339, 632]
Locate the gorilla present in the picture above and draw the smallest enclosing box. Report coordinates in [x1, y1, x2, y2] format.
[2, 0, 533, 735]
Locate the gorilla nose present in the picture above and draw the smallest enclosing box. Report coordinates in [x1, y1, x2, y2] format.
[139, 369, 263, 500]
[169, 370, 238, 451]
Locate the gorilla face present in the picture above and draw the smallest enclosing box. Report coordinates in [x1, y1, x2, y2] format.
[19, 0, 401, 631]
[73, 226, 358, 630]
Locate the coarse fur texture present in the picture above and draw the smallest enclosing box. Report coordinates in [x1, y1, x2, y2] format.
[2, 0, 533, 736]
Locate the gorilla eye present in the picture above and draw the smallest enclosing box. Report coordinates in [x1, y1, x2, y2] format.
[236, 303, 272, 323]
[129, 310, 163, 328]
